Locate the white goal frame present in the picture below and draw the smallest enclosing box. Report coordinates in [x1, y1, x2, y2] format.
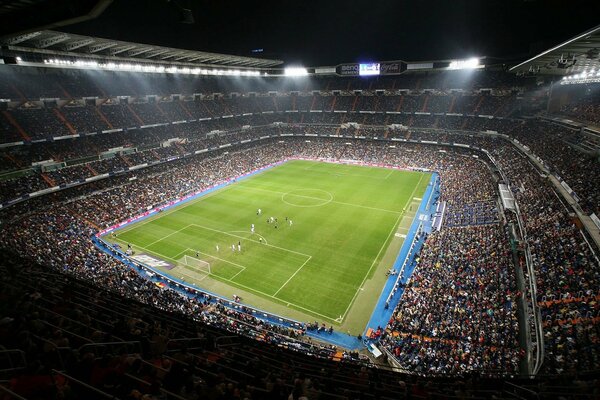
[181, 255, 211, 275]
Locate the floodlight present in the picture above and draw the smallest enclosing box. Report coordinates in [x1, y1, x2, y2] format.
[284, 67, 308, 76]
[448, 58, 479, 70]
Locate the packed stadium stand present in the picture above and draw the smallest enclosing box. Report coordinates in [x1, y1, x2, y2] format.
[0, 57, 599, 399]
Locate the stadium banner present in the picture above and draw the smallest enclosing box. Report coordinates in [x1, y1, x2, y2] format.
[379, 61, 404, 75]
[406, 62, 433, 70]
[337, 63, 359, 76]
[130, 253, 175, 270]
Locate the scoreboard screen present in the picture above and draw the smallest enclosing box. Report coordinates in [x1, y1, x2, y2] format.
[359, 63, 380, 76]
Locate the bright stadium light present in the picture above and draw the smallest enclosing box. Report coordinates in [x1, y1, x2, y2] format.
[448, 58, 480, 70]
[284, 67, 308, 76]
[36, 57, 262, 77]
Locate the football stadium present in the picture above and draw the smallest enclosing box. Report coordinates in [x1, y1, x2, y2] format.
[0, 1, 599, 398]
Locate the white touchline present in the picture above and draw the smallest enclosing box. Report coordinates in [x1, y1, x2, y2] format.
[273, 256, 312, 296]
[225, 277, 337, 321]
[339, 173, 426, 320]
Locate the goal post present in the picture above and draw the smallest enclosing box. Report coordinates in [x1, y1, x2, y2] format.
[181, 254, 211, 275]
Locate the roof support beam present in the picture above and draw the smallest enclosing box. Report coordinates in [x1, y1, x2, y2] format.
[145, 49, 170, 58]
[109, 45, 137, 55]
[160, 51, 186, 60]
[36, 34, 70, 48]
[63, 38, 95, 51]
[126, 48, 154, 57]
[87, 42, 118, 53]
[1, 31, 42, 45]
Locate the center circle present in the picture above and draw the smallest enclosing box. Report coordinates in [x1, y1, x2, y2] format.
[281, 189, 333, 207]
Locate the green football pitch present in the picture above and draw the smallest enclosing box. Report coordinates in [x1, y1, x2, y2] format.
[105, 160, 430, 333]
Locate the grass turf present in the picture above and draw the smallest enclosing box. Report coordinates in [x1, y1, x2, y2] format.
[107, 160, 429, 327]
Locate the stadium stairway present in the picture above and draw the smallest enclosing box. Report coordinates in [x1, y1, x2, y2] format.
[448, 95, 457, 113]
[53, 108, 77, 135]
[85, 163, 98, 176]
[126, 103, 145, 126]
[474, 95, 486, 114]
[178, 101, 193, 119]
[40, 172, 56, 187]
[1, 110, 30, 141]
[94, 106, 113, 129]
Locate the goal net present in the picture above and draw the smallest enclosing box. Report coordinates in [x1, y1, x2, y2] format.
[181, 255, 211, 275]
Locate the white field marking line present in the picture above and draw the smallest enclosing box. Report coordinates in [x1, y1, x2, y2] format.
[281, 190, 333, 208]
[300, 163, 397, 180]
[126, 240, 337, 321]
[229, 268, 245, 280]
[180, 248, 247, 273]
[303, 162, 320, 171]
[339, 173, 426, 320]
[273, 256, 312, 297]
[243, 186, 402, 215]
[172, 248, 190, 259]
[145, 224, 194, 248]
[177, 270, 208, 283]
[227, 230, 269, 245]
[220, 277, 338, 322]
[189, 223, 312, 258]
[114, 184, 238, 236]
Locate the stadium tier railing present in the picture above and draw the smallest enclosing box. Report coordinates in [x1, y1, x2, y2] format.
[51, 369, 117, 399]
[384, 221, 423, 308]
[0, 384, 28, 400]
[0, 349, 26, 375]
[483, 146, 544, 375]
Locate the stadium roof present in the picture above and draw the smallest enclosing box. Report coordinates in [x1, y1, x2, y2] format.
[0, 29, 283, 68]
[510, 25, 600, 76]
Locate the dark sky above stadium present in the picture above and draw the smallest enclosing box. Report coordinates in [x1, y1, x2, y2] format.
[62, 0, 600, 66]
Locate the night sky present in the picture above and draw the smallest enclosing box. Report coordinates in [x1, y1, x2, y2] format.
[62, 0, 600, 66]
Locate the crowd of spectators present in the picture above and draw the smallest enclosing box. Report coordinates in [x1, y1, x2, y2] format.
[0, 65, 598, 384]
[6, 249, 582, 400]
[507, 120, 600, 216]
[0, 127, 597, 387]
[1, 137, 524, 379]
[4, 99, 596, 223]
[559, 84, 600, 125]
[1, 91, 526, 144]
[382, 225, 520, 374]
[488, 143, 600, 375]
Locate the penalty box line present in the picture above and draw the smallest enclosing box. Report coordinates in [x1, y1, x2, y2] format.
[189, 223, 312, 259]
[112, 184, 239, 236]
[180, 248, 247, 279]
[187, 224, 315, 298]
[121, 232, 340, 323]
